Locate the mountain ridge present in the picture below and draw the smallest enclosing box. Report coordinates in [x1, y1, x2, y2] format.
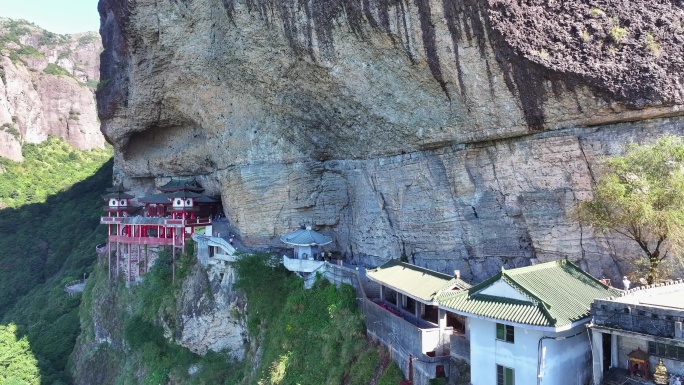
[0, 18, 104, 161]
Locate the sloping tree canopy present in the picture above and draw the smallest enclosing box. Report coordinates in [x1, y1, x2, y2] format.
[0, 323, 40, 385]
[579, 135, 684, 284]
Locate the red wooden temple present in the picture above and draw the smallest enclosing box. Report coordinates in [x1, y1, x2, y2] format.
[100, 179, 220, 283]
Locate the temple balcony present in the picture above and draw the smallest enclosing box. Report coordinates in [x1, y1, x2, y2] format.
[282, 255, 326, 273]
[168, 206, 200, 212]
[108, 235, 182, 246]
[102, 206, 139, 213]
[185, 217, 212, 226]
[365, 298, 453, 361]
[100, 216, 212, 227]
[101, 216, 125, 224]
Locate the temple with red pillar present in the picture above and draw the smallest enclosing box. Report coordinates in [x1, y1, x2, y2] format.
[100, 179, 221, 283]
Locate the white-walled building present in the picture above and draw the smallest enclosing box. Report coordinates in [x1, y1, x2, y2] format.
[438, 259, 620, 385]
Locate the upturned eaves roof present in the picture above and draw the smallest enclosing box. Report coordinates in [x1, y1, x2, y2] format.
[138, 193, 171, 204]
[105, 183, 130, 193]
[102, 191, 135, 200]
[280, 228, 333, 246]
[166, 190, 204, 198]
[158, 178, 204, 192]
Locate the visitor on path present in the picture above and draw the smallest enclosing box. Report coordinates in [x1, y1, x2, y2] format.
[623, 276, 631, 290]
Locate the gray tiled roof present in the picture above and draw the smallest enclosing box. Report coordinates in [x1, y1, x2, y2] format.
[280, 228, 332, 246]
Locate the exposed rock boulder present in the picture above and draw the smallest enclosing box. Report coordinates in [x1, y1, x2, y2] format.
[97, 0, 684, 282]
[173, 263, 248, 359]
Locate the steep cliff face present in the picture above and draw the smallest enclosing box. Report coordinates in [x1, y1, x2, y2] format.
[0, 19, 104, 161]
[98, 0, 684, 281]
[71, 260, 247, 385]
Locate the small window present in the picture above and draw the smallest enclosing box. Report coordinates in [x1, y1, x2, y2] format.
[496, 323, 515, 343]
[497, 364, 515, 385]
[638, 310, 646, 316]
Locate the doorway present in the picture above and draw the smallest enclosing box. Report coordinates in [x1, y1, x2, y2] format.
[602, 333, 612, 372]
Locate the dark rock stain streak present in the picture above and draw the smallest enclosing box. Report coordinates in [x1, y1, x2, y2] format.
[104, 0, 684, 133]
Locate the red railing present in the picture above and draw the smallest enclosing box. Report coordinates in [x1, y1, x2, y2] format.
[100, 217, 211, 226]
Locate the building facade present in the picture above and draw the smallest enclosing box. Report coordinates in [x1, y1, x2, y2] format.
[439, 259, 620, 385]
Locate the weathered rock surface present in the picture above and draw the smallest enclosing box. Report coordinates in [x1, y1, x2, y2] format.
[0, 18, 104, 161]
[98, 0, 684, 282]
[173, 263, 248, 359]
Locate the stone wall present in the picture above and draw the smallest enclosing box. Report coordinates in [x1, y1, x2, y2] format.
[365, 298, 449, 385]
[592, 281, 684, 339]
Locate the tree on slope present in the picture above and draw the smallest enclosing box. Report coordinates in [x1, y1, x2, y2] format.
[579, 135, 684, 284]
[0, 323, 40, 385]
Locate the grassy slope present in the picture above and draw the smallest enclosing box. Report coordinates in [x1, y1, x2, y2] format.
[233, 254, 404, 385]
[0, 137, 112, 384]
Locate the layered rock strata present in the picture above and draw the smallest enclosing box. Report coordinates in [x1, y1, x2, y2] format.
[97, 0, 684, 281]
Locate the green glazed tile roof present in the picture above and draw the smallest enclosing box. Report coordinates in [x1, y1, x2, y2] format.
[102, 191, 135, 200]
[194, 195, 219, 203]
[166, 190, 204, 199]
[105, 183, 130, 193]
[138, 193, 171, 204]
[438, 259, 620, 328]
[158, 178, 204, 192]
[367, 259, 471, 303]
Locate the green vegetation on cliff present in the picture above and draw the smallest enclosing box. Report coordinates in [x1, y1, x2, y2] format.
[233, 254, 403, 385]
[74, 251, 403, 385]
[73, 248, 245, 385]
[0, 137, 112, 208]
[0, 137, 112, 384]
[0, 323, 40, 385]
